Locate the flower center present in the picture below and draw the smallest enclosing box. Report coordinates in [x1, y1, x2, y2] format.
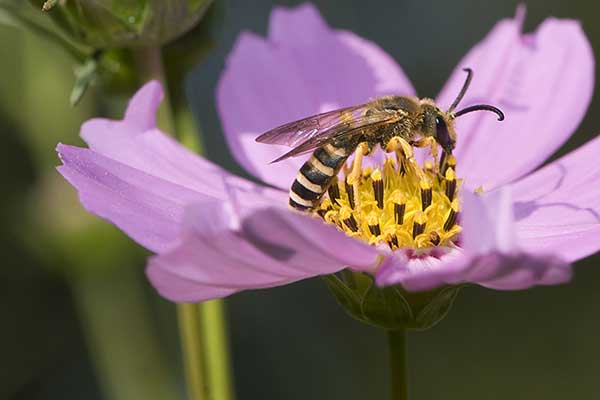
[315, 151, 462, 250]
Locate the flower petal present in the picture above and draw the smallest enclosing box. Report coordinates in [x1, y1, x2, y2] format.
[512, 135, 600, 262]
[57, 144, 214, 253]
[438, 8, 594, 189]
[56, 143, 278, 254]
[375, 250, 463, 288]
[247, 207, 380, 272]
[147, 200, 379, 302]
[377, 187, 572, 291]
[459, 188, 571, 289]
[122, 80, 162, 131]
[217, 3, 414, 189]
[60, 80, 292, 254]
[461, 187, 517, 254]
[377, 250, 570, 292]
[82, 82, 244, 199]
[146, 266, 238, 302]
[468, 253, 572, 290]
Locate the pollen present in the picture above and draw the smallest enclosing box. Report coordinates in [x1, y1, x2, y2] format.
[315, 151, 462, 250]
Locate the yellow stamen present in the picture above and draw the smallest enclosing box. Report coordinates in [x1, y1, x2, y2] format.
[429, 231, 441, 246]
[340, 206, 359, 232]
[443, 200, 460, 232]
[317, 144, 462, 250]
[367, 212, 381, 237]
[412, 211, 427, 239]
[420, 179, 432, 211]
[424, 160, 434, 174]
[371, 169, 384, 209]
[327, 177, 341, 205]
[445, 167, 457, 201]
[441, 153, 457, 176]
[390, 190, 407, 225]
[344, 178, 356, 209]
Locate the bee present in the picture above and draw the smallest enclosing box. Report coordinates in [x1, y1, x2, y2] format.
[256, 69, 504, 211]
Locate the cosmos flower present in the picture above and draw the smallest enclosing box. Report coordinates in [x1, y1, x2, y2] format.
[57, 3, 597, 303]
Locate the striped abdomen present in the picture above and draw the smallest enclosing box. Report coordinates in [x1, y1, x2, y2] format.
[289, 141, 356, 211]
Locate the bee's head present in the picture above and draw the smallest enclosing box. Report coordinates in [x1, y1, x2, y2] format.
[417, 101, 458, 155]
[441, 68, 505, 154]
[434, 111, 457, 154]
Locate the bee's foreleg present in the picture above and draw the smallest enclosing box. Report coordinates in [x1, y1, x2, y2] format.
[384, 136, 418, 176]
[385, 136, 414, 156]
[347, 142, 369, 213]
[410, 137, 439, 170]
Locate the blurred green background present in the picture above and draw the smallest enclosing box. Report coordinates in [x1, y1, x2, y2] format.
[2, 0, 600, 399]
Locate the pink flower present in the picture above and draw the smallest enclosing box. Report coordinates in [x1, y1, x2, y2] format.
[57, 3, 597, 302]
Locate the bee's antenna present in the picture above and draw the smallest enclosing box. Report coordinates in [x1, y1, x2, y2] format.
[448, 68, 473, 112]
[454, 104, 505, 121]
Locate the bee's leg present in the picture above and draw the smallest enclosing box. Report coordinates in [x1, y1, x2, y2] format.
[343, 142, 371, 176]
[385, 136, 415, 157]
[385, 136, 418, 176]
[347, 142, 369, 213]
[410, 137, 438, 170]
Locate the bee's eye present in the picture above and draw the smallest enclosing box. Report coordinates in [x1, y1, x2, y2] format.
[435, 117, 453, 150]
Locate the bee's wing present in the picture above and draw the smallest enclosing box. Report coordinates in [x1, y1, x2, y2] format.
[268, 111, 402, 163]
[255, 104, 374, 147]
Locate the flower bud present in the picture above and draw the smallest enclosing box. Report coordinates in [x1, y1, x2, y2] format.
[323, 270, 462, 330]
[31, 0, 213, 48]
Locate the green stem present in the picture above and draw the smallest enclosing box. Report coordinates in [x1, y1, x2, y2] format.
[201, 300, 235, 400]
[132, 46, 235, 400]
[70, 267, 179, 400]
[15, 27, 178, 400]
[387, 330, 409, 400]
[177, 304, 208, 400]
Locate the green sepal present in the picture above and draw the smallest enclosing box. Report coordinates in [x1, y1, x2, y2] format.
[361, 284, 414, 329]
[323, 270, 464, 331]
[0, 2, 90, 61]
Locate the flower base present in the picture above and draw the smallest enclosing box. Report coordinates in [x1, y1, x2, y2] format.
[323, 269, 463, 331]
